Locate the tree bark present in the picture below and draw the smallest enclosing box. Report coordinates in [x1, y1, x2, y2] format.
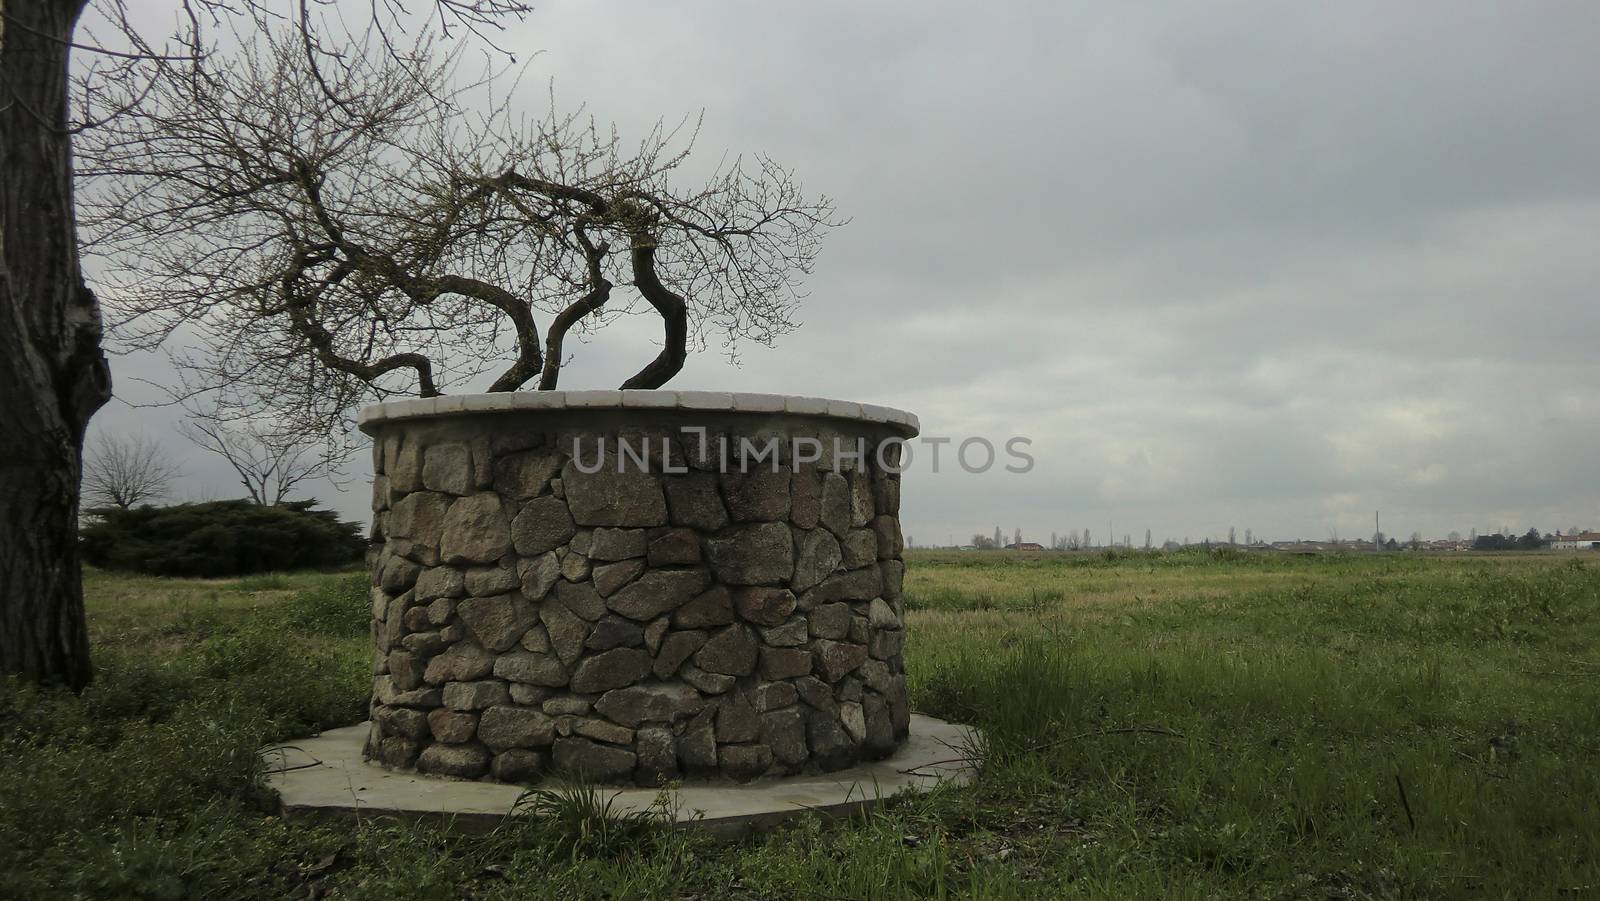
[0, 0, 113, 690]
[619, 242, 688, 389]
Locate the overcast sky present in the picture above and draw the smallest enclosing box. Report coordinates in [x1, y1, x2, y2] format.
[89, 0, 1600, 545]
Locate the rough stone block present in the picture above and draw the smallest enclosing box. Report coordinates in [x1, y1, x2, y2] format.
[593, 683, 705, 727]
[607, 569, 708, 621]
[719, 743, 773, 782]
[439, 494, 513, 564]
[813, 639, 868, 683]
[380, 556, 422, 594]
[585, 614, 645, 651]
[647, 528, 701, 566]
[542, 695, 590, 716]
[673, 586, 734, 628]
[464, 565, 518, 597]
[751, 681, 798, 712]
[819, 472, 851, 538]
[554, 580, 606, 621]
[493, 450, 563, 500]
[722, 469, 790, 522]
[868, 598, 901, 630]
[760, 646, 813, 680]
[377, 736, 421, 769]
[677, 724, 718, 774]
[417, 742, 490, 778]
[872, 514, 904, 560]
[840, 530, 878, 570]
[510, 496, 575, 556]
[552, 738, 636, 781]
[879, 560, 905, 601]
[798, 567, 882, 608]
[387, 491, 451, 544]
[374, 705, 430, 740]
[562, 457, 667, 527]
[569, 647, 651, 693]
[387, 650, 426, 690]
[491, 748, 545, 782]
[443, 680, 510, 711]
[806, 711, 856, 772]
[478, 705, 555, 750]
[863, 693, 897, 757]
[664, 472, 728, 530]
[652, 629, 708, 678]
[706, 522, 794, 585]
[716, 692, 761, 743]
[519, 624, 551, 653]
[493, 650, 567, 687]
[763, 708, 808, 766]
[518, 551, 561, 601]
[425, 641, 495, 684]
[457, 594, 536, 652]
[422, 443, 474, 495]
[574, 718, 634, 745]
[680, 665, 736, 695]
[540, 600, 589, 666]
[694, 624, 758, 676]
[588, 528, 648, 561]
[427, 708, 477, 744]
[870, 628, 906, 661]
[414, 566, 466, 601]
[733, 586, 797, 627]
[634, 725, 678, 786]
[760, 617, 809, 647]
[789, 466, 821, 529]
[509, 683, 553, 706]
[559, 550, 592, 582]
[593, 558, 644, 597]
[849, 471, 875, 527]
[792, 529, 842, 593]
[807, 603, 850, 641]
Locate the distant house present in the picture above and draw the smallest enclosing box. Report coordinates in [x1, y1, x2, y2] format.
[1005, 542, 1045, 552]
[1551, 531, 1600, 550]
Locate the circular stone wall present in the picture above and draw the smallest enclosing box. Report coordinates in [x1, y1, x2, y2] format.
[359, 390, 918, 785]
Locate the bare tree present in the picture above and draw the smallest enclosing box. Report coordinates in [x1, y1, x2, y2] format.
[1, 0, 528, 689]
[82, 432, 178, 510]
[77, 27, 838, 443]
[180, 415, 344, 506]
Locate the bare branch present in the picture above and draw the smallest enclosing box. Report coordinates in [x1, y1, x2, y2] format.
[82, 433, 180, 510]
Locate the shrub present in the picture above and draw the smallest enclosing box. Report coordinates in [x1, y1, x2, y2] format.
[80, 499, 365, 577]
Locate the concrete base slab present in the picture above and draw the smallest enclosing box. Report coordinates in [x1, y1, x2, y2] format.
[262, 714, 981, 839]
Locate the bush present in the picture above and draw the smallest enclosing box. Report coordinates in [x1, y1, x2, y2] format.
[80, 499, 365, 577]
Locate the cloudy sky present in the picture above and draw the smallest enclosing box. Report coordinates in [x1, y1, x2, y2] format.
[89, 0, 1600, 546]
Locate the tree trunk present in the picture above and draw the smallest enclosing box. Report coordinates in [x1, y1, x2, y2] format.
[619, 243, 688, 389]
[0, 0, 112, 691]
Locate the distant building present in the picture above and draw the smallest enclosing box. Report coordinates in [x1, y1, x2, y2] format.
[1551, 531, 1600, 550]
[1005, 542, 1045, 552]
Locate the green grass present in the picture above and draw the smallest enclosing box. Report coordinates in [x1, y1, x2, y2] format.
[3, 551, 1599, 898]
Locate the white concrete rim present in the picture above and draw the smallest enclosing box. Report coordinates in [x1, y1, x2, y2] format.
[262, 714, 979, 840]
[357, 391, 920, 438]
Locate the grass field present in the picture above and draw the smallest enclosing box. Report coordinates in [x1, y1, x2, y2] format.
[4, 550, 1599, 898]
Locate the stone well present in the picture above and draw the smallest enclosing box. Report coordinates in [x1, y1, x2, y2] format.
[359, 390, 918, 785]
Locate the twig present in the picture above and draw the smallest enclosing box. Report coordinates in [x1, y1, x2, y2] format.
[1025, 725, 1217, 753]
[1394, 773, 1416, 833]
[1451, 749, 1509, 780]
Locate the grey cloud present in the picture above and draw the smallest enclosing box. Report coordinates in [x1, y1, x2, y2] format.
[88, 0, 1600, 544]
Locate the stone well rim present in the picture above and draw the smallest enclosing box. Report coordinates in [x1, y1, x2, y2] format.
[356, 391, 920, 438]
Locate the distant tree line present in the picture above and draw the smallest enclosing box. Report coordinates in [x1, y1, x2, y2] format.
[1472, 529, 1548, 551]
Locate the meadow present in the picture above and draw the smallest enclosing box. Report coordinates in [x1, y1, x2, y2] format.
[3, 549, 1598, 898]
